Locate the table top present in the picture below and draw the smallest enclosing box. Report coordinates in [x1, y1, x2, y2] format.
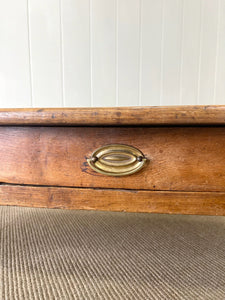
[0, 105, 224, 126]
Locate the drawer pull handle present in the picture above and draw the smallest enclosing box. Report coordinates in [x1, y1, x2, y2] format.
[87, 144, 147, 176]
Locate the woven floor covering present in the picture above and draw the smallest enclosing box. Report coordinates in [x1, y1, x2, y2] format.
[0, 206, 225, 300]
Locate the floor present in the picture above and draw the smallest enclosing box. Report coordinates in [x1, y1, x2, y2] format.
[0, 206, 225, 300]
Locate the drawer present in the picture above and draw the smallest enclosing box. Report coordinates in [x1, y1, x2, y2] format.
[0, 126, 225, 192]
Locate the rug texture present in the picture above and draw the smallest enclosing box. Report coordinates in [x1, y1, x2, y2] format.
[0, 206, 225, 300]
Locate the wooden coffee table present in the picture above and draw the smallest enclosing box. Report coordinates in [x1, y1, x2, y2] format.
[0, 105, 225, 215]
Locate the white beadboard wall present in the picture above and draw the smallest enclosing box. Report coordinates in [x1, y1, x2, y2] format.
[0, 0, 224, 108]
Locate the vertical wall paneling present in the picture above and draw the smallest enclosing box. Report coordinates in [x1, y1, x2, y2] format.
[0, 0, 31, 107]
[141, 0, 163, 106]
[180, 0, 201, 105]
[197, 0, 219, 104]
[160, 0, 183, 105]
[117, 0, 140, 106]
[62, 0, 91, 107]
[91, 0, 116, 106]
[29, 0, 63, 107]
[0, 0, 224, 108]
[214, 0, 225, 104]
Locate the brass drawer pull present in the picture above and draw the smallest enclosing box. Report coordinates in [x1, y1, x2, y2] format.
[87, 144, 147, 176]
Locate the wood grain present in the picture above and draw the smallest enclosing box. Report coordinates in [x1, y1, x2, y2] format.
[0, 185, 224, 216]
[0, 126, 225, 192]
[0, 105, 225, 125]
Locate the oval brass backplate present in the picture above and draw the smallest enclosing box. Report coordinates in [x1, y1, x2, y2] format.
[87, 144, 147, 177]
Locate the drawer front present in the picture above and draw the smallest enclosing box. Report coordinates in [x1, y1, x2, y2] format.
[0, 126, 225, 192]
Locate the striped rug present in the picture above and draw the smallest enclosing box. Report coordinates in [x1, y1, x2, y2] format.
[1, 206, 225, 299]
